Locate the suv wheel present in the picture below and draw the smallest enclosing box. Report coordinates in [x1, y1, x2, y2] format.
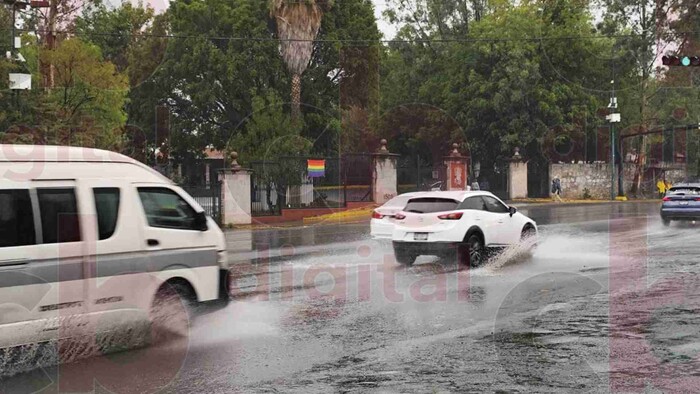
[394, 248, 417, 266]
[460, 234, 485, 267]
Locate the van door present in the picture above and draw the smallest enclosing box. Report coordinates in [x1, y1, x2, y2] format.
[29, 180, 88, 343]
[0, 182, 49, 348]
[83, 180, 151, 332]
[133, 184, 219, 302]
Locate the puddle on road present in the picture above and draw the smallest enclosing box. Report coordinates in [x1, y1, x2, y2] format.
[194, 301, 283, 344]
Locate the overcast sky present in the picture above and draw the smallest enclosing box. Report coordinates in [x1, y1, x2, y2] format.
[372, 0, 396, 39]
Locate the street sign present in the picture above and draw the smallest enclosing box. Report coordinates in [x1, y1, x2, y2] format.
[9, 73, 31, 90]
[606, 113, 621, 123]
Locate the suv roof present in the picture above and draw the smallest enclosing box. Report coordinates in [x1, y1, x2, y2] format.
[406, 190, 492, 201]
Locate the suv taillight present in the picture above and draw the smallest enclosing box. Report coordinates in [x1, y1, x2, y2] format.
[371, 211, 384, 219]
[438, 212, 463, 220]
[662, 196, 671, 201]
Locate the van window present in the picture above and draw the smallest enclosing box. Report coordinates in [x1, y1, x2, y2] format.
[403, 198, 459, 214]
[37, 188, 81, 243]
[94, 188, 120, 240]
[138, 187, 197, 230]
[0, 190, 36, 247]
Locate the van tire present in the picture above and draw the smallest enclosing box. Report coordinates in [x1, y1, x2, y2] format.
[150, 281, 196, 342]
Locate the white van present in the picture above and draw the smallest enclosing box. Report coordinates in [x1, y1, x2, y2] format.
[0, 145, 229, 352]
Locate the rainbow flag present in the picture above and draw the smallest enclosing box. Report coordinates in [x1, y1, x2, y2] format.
[307, 159, 325, 178]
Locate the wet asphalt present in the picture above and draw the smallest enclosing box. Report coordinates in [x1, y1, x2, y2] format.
[4, 201, 700, 393]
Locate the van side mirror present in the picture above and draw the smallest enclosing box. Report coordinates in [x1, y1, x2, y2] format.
[508, 206, 517, 217]
[193, 211, 208, 231]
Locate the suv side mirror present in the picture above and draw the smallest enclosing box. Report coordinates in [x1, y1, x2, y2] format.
[193, 211, 208, 231]
[508, 206, 517, 217]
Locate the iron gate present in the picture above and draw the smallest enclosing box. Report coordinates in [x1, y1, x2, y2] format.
[181, 183, 222, 224]
[250, 154, 374, 216]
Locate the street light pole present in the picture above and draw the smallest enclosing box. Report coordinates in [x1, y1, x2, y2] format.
[607, 79, 621, 200]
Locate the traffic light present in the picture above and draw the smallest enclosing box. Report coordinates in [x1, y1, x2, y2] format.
[662, 55, 700, 67]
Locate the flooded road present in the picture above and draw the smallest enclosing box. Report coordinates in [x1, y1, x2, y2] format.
[3, 201, 700, 393]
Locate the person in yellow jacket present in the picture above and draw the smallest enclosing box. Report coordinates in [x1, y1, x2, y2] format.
[657, 179, 666, 198]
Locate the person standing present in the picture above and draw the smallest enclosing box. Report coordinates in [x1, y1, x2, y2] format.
[551, 177, 563, 202]
[657, 178, 666, 198]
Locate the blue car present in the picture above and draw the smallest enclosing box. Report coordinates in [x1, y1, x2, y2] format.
[661, 183, 700, 226]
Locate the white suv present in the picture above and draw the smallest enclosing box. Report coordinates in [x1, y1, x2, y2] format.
[370, 192, 426, 240]
[391, 191, 537, 266]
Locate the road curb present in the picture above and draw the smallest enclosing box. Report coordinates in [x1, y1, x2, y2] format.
[302, 206, 376, 225]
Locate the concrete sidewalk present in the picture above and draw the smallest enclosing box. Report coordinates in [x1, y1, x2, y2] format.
[226, 198, 662, 231]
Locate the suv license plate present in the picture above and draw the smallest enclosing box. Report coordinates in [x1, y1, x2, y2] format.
[414, 233, 428, 241]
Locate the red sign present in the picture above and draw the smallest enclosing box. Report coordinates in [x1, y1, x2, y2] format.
[450, 162, 467, 190]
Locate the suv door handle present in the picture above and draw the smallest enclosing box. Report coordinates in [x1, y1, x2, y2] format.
[147, 239, 160, 246]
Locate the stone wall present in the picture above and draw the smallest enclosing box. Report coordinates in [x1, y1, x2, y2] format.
[550, 162, 688, 199]
[550, 163, 611, 199]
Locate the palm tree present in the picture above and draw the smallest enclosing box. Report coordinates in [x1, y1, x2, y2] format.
[269, 0, 329, 120]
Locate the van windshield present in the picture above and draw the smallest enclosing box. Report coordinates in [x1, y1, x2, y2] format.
[403, 198, 459, 214]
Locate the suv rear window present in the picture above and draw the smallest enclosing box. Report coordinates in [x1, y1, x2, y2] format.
[669, 187, 700, 195]
[403, 198, 458, 214]
[383, 195, 414, 208]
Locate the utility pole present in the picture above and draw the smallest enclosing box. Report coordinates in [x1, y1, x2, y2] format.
[606, 79, 621, 200]
[3, 0, 49, 93]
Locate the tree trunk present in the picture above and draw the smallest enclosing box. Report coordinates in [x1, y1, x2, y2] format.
[41, 0, 58, 90]
[291, 73, 301, 120]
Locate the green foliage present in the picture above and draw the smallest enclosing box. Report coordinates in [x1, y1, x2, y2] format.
[74, 1, 155, 72]
[158, 0, 287, 157]
[231, 91, 312, 164]
[1, 36, 127, 149]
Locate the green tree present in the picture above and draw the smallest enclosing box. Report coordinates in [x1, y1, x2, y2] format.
[302, 0, 382, 154]
[74, 1, 155, 72]
[597, 0, 676, 193]
[159, 0, 289, 160]
[1, 37, 128, 148]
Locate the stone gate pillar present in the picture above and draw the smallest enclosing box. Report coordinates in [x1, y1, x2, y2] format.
[219, 151, 252, 226]
[372, 139, 399, 204]
[507, 147, 528, 200]
[443, 143, 469, 191]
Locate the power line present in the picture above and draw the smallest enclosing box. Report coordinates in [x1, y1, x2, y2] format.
[3, 27, 700, 44]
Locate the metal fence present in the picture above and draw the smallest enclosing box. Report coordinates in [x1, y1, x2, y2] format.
[397, 155, 443, 194]
[250, 154, 373, 216]
[181, 183, 222, 224]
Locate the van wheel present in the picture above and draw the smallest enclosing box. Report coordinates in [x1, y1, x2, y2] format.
[151, 282, 195, 342]
[394, 248, 417, 266]
[662, 218, 671, 227]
